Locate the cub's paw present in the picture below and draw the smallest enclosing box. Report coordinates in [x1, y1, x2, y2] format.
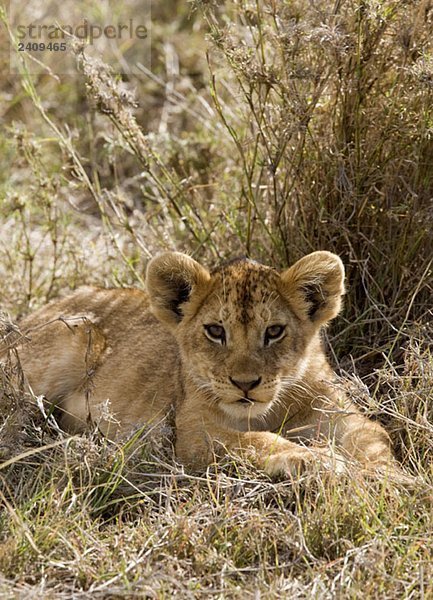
[263, 445, 346, 478]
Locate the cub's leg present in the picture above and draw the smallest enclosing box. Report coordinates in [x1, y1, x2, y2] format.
[175, 411, 344, 477]
[304, 388, 397, 470]
[334, 411, 395, 468]
[175, 401, 400, 479]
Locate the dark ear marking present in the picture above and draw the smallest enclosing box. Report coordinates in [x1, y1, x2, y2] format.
[302, 284, 326, 319]
[171, 282, 192, 317]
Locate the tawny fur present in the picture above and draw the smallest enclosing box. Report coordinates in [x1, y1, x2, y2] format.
[8, 251, 396, 477]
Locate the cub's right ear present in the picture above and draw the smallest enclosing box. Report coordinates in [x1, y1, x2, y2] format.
[280, 251, 345, 326]
[145, 252, 210, 327]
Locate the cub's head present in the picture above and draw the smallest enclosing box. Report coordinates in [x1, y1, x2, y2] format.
[146, 251, 344, 421]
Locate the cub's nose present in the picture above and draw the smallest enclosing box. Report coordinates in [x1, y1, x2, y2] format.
[229, 377, 262, 394]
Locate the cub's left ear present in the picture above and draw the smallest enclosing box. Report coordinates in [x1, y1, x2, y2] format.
[280, 251, 345, 325]
[146, 252, 211, 327]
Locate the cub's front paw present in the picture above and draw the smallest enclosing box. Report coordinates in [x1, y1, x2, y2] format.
[263, 446, 346, 478]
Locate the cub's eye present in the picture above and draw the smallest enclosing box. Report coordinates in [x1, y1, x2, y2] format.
[264, 324, 286, 346]
[204, 324, 226, 345]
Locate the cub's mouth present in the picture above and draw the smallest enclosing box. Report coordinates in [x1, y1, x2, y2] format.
[235, 396, 273, 407]
[237, 397, 254, 405]
[219, 394, 273, 419]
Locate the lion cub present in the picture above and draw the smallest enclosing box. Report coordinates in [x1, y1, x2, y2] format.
[13, 251, 395, 477]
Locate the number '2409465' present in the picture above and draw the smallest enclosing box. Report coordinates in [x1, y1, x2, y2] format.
[18, 42, 67, 52]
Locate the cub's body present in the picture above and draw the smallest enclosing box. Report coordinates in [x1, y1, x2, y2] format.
[11, 252, 394, 476]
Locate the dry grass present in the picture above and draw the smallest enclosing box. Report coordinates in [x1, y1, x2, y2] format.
[1, 0, 433, 597]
